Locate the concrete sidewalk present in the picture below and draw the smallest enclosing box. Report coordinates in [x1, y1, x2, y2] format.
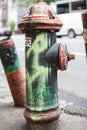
[0, 93, 87, 130]
[0, 73, 87, 130]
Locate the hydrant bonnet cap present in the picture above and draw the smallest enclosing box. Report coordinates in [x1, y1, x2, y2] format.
[18, 0, 63, 32]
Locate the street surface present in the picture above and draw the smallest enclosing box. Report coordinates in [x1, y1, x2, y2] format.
[57, 36, 87, 108]
[0, 34, 87, 108]
[0, 34, 87, 130]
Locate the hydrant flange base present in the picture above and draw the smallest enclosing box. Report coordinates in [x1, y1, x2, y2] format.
[24, 108, 61, 122]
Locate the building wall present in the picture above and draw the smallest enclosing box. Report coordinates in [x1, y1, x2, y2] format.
[0, 0, 18, 29]
[0, 1, 8, 27]
[7, 0, 18, 29]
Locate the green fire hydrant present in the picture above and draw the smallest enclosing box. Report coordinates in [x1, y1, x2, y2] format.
[18, 0, 75, 123]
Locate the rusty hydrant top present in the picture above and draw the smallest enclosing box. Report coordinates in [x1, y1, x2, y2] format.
[18, 0, 63, 32]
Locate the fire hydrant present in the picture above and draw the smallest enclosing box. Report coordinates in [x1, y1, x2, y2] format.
[18, 0, 75, 123]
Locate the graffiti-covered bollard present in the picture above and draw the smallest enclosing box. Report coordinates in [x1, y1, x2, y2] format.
[82, 13, 87, 58]
[0, 37, 26, 107]
[18, 0, 75, 126]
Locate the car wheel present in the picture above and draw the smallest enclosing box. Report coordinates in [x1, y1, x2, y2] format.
[68, 29, 76, 38]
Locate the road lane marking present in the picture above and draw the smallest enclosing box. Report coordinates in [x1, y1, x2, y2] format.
[72, 52, 86, 56]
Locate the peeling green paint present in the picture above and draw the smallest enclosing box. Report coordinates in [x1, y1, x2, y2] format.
[26, 32, 58, 112]
[30, 114, 41, 121]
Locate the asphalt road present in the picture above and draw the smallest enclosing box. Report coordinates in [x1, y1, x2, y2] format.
[57, 36, 87, 108]
[0, 34, 87, 108]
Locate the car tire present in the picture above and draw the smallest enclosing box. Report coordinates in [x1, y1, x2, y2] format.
[68, 29, 76, 38]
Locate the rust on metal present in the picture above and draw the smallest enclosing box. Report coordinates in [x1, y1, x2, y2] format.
[59, 43, 75, 71]
[0, 37, 26, 107]
[0, 38, 13, 47]
[18, 0, 63, 32]
[24, 108, 61, 122]
[68, 54, 75, 61]
[6, 68, 26, 107]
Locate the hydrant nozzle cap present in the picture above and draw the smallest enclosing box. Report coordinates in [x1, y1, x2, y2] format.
[59, 43, 75, 71]
[18, 0, 63, 32]
[68, 54, 75, 61]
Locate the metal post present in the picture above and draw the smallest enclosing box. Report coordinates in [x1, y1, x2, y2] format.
[0, 37, 26, 107]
